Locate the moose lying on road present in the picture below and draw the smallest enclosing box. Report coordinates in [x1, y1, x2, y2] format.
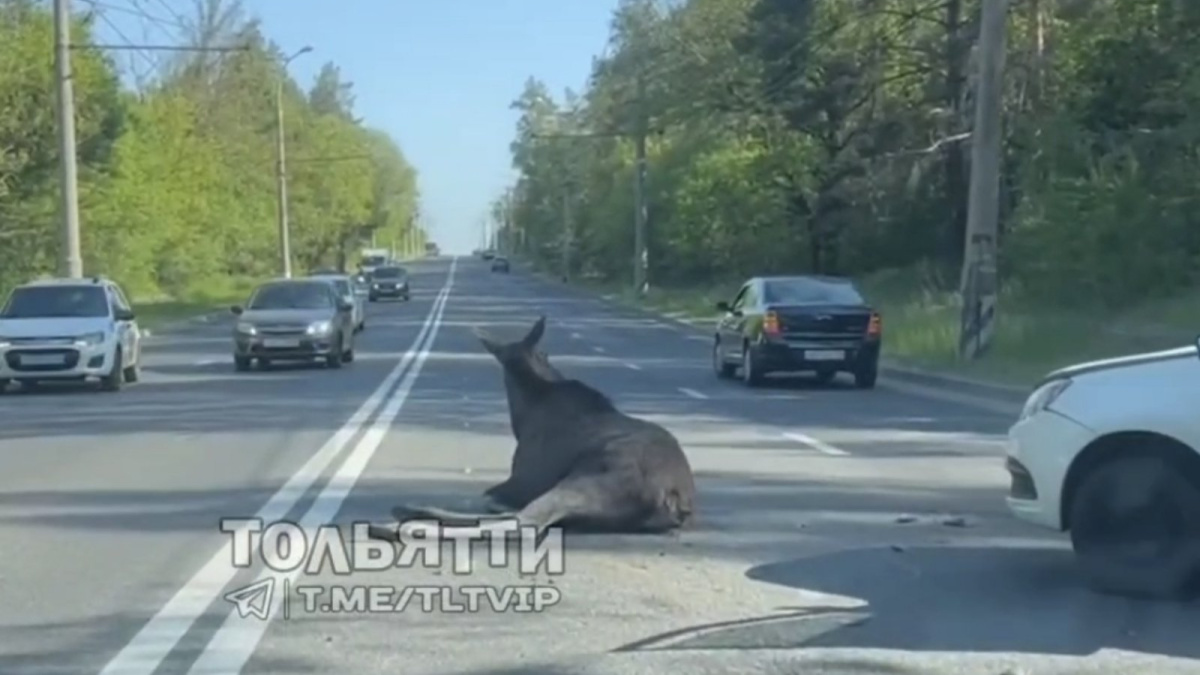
[368, 316, 696, 541]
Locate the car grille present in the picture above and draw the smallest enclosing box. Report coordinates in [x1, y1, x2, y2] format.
[257, 324, 308, 336]
[5, 348, 81, 372]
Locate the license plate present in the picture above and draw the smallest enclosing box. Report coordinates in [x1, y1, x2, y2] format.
[20, 353, 65, 366]
[262, 338, 298, 349]
[805, 349, 845, 361]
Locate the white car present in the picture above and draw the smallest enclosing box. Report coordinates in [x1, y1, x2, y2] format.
[0, 277, 142, 392]
[1005, 341, 1200, 600]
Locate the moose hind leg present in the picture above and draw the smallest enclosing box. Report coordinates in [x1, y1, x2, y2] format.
[514, 472, 643, 537]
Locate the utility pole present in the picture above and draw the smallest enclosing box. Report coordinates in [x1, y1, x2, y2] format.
[957, 0, 1008, 360]
[53, 0, 83, 278]
[561, 189, 572, 282]
[632, 71, 649, 297]
[274, 46, 313, 278]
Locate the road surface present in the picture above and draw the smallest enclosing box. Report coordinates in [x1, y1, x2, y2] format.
[0, 257, 1196, 675]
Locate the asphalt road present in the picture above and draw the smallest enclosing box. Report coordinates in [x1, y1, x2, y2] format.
[0, 257, 1196, 675]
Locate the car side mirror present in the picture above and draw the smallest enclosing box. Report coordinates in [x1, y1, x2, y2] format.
[715, 301, 731, 312]
[230, 305, 243, 315]
[115, 309, 136, 322]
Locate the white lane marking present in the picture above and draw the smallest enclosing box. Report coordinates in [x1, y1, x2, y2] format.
[99, 258, 458, 675]
[687, 335, 709, 342]
[624, 362, 642, 370]
[592, 345, 606, 353]
[195, 358, 219, 366]
[782, 431, 850, 456]
[188, 273, 456, 673]
[570, 332, 582, 340]
[678, 387, 708, 399]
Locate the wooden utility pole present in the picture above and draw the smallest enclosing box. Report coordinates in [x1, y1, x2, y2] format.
[958, 0, 1009, 360]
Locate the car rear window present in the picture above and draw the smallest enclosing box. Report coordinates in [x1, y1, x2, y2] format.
[763, 279, 864, 305]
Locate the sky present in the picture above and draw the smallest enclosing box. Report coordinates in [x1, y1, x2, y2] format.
[97, 0, 622, 255]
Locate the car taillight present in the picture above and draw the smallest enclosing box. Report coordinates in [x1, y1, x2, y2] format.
[763, 311, 781, 336]
[867, 312, 882, 336]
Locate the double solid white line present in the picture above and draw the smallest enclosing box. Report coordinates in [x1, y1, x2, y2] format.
[100, 258, 457, 675]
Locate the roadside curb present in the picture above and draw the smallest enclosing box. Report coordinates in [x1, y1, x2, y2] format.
[516, 261, 1030, 408]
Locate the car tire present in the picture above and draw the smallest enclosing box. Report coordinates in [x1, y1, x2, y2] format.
[234, 355, 252, 372]
[0, 378, 8, 393]
[741, 342, 764, 387]
[1069, 454, 1200, 600]
[123, 362, 140, 383]
[100, 350, 124, 392]
[854, 360, 878, 389]
[326, 336, 343, 369]
[712, 339, 735, 379]
[342, 343, 354, 364]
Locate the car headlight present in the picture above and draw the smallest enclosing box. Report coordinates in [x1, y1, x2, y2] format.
[307, 320, 332, 335]
[75, 331, 106, 346]
[1019, 378, 1072, 422]
[236, 322, 257, 335]
[0, 336, 11, 348]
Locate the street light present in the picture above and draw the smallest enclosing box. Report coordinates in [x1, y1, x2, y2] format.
[275, 45, 313, 278]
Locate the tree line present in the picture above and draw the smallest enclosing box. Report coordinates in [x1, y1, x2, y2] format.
[497, 0, 1200, 311]
[0, 0, 421, 302]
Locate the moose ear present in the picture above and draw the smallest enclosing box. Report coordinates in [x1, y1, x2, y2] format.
[522, 315, 546, 349]
[473, 326, 503, 356]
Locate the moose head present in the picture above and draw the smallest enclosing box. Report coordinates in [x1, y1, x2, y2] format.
[474, 316, 563, 437]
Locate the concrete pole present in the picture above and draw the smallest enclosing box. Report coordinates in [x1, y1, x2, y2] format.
[54, 0, 83, 278]
[957, 0, 1009, 359]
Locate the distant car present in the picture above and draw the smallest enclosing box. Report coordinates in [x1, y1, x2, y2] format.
[309, 273, 365, 333]
[711, 275, 881, 388]
[230, 278, 355, 371]
[0, 277, 142, 393]
[1006, 341, 1200, 600]
[481, 250, 495, 261]
[491, 257, 510, 273]
[368, 265, 410, 302]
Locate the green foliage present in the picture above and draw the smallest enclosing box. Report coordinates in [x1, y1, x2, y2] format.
[500, 0, 1200, 380]
[0, 0, 422, 304]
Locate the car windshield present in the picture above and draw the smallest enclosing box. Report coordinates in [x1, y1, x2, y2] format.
[763, 278, 865, 305]
[247, 282, 333, 310]
[331, 280, 351, 296]
[373, 267, 404, 279]
[0, 285, 110, 319]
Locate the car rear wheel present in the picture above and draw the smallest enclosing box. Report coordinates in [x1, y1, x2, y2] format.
[741, 343, 764, 387]
[1069, 454, 1200, 600]
[854, 361, 878, 389]
[234, 355, 251, 372]
[712, 339, 735, 379]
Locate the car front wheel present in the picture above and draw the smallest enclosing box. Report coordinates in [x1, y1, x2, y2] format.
[1069, 453, 1200, 600]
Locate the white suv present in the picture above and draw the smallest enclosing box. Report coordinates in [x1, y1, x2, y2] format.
[1005, 341, 1200, 600]
[0, 277, 142, 392]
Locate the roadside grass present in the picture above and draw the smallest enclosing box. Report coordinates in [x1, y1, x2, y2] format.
[563, 267, 1198, 389]
[132, 276, 262, 331]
